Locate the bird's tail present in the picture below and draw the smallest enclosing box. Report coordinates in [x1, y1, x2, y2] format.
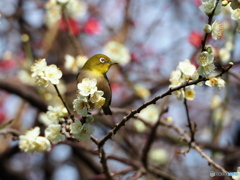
[102, 106, 112, 115]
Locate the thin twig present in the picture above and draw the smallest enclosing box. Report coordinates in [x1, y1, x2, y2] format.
[229, 70, 240, 81]
[184, 97, 195, 142]
[141, 107, 168, 169]
[126, 167, 145, 180]
[53, 84, 74, 120]
[97, 63, 233, 148]
[201, 0, 220, 51]
[0, 128, 19, 138]
[90, 137, 114, 180]
[179, 95, 196, 154]
[99, 148, 114, 180]
[160, 120, 228, 173]
[62, 140, 179, 179]
[61, 5, 83, 55]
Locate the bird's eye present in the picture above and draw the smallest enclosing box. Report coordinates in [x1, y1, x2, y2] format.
[99, 57, 106, 63]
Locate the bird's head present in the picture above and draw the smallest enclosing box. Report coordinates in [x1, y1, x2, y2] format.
[82, 54, 117, 74]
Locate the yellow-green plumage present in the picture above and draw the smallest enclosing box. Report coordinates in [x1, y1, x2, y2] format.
[77, 54, 116, 115]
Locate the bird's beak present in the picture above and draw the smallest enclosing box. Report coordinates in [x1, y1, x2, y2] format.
[108, 62, 118, 65]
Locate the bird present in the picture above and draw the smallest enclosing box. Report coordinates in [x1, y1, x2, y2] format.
[77, 54, 116, 115]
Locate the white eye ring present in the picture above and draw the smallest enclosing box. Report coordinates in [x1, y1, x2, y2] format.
[99, 57, 106, 63]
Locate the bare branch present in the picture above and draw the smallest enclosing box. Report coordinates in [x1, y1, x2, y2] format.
[160, 120, 228, 173]
[98, 63, 233, 148]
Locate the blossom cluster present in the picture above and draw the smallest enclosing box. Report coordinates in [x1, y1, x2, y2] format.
[197, 51, 215, 77]
[31, 59, 62, 88]
[169, 0, 228, 100]
[19, 127, 51, 153]
[200, 0, 240, 33]
[73, 78, 105, 116]
[203, 20, 223, 40]
[19, 106, 67, 153]
[70, 78, 105, 140]
[18, 59, 68, 153]
[199, 0, 222, 16]
[169, 59, 198, 100]
[70, 118, 94, 141]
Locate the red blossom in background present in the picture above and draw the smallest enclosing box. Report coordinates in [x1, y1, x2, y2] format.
[0, 57, 17, 71]
[0, 109, 6, 124]
[131, 52, 140, 63]
[84, 18, 101, 35]
[188, 31, 203, 48]
[194, 0, 202, 6]
[110, 83, 122, 94]
[60, 18, 81, 35]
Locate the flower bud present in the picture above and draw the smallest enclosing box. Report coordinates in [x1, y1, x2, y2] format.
[203, 24, 212, 33]
[206, 46, 213, 54]
[222, 0, 229, 6]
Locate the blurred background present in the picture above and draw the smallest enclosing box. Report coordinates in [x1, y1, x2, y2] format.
[0, 0, 240, 179]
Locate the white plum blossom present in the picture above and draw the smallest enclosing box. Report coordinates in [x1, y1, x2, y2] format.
[169, 69, 183, 87]
[197, 51, 215, 77]
[219, 47, 230, 63]
[77, 78, 98, 96]
[198, 63, 215, 77]
[31, 59, 47, 78]
[34, 136, 51, 152]
[74, 78, 106, 116]
[216, 78, 226, 89]
[46, 105, 67, 124]
[185, 89, 195, 100]
[45, 124, 66, 144]
[231, 8, 240, 32]
[31, 59, 63, 87]
[149, 148, 169, 165]
[43, 65, 62, 84]
[90, 90, 104, 103]
[138, 105, 160, 124]
[199, 0, 222, 16]
[169, 59, 198, 100]
[19, 127, 40, 153]
[73, 97, 89, 116]
[197, 51, 214, 66]
[73, 123, 94, 141]
[19, 127, 51, 153]
[134, 83, 150, 100]
[70, 120, 94, 141]
[231, 9, 240, 21]
[178, 59, 196, 77]
[203, 21, 223, 40]
[90, 91, 105, 108]
[205, 77, 225, 90]
[65, 0, 87, 19]
[211, 20, 223, 40]
[70, 120, 82, 135]
[173, 89, 185, 100]
[103, 41, 130, 66]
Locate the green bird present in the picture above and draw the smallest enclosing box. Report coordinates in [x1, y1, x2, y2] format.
[77, 54, 116, 115]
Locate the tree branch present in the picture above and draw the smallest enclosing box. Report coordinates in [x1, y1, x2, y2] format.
[97, 63, 233, 148]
